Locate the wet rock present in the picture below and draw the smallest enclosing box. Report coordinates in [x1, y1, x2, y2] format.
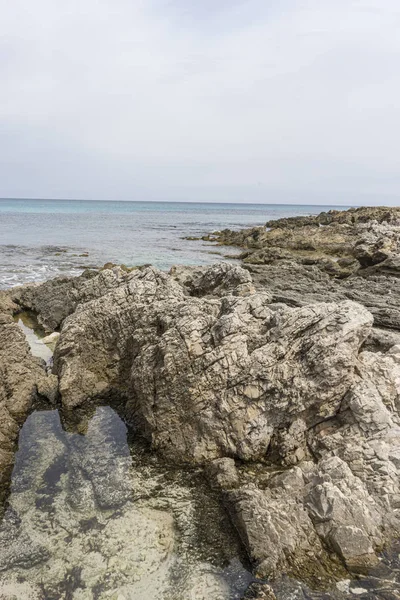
[0, 507, 49, 571]
[64, 407, 132, 510]
[0, 295, 57, 505]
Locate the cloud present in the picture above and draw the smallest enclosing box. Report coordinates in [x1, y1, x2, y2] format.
[1, 0, 399, 203]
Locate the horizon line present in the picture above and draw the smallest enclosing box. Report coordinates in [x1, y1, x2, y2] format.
[0, 197, 356, 208]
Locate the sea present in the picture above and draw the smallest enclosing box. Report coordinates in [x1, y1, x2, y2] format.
[0, 198, 350, 289]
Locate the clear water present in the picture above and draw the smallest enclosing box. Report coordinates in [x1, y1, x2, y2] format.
[0, 407, 252, 600]
[0, 317, 252, 600]
[14, 312, 54, 363]
[0, 199, 349, 288]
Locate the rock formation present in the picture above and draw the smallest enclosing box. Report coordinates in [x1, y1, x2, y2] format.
[0, 293, 57, 508]
[3, 206, 400, 596]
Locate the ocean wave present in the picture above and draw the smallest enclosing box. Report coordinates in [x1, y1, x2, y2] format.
[0, 264, 84, 289]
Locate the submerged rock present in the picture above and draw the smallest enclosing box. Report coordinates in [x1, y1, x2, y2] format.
[0, 407, 250, 600]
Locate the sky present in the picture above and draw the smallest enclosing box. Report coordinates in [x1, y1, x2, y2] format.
[1, 0, 400, 205]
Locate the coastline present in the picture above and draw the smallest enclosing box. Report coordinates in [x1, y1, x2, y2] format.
[1, 205, 400, 598]
[0, 200, 347, 290]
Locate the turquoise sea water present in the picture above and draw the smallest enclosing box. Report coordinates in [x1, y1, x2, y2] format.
[0, 199, 349, 288]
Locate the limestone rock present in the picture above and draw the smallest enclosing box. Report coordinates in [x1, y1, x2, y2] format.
[53, 264, 371, 464]
[0, 297, 58, 505]
[54, 266, 185, 409]
[266, 206, 400, 229]
[184, 262, 256, 297]
[225, 470, 341, 583]
[10, 266, 132, 331]
[304, 457, 383, 572]
[205, 458, 240, 491]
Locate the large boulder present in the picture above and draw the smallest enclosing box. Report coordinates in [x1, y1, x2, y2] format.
[53, 264, 372, 464]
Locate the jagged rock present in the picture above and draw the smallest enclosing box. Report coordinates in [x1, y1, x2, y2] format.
[266, 206, 400, 229]
[0, 295, 58, 505]
[187, 262, 256, 297]
[10, 266, 132, 331]
[220, 344, 400, 581]
[54, 266, 185, 409]
[225, 469, 344, 583]
[309, 346, 400, 510]
[170, 262, 256, 297]
[205, 458, 240, 491]
[242, 260, 400, 332]
[3, 231, 400, 589]
[53, 263, 371, 464]
[304, 457, 383, 572]
[223, 455, 386, 582]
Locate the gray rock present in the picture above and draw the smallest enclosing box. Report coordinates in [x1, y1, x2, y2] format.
[0, 295, 58, 506]
[10, 266, 132, 331]
[304, 456, 383, 572]
[53, 264, 371, 464]
[206, 458, 240, 491]
[3, 247, 400, 587]
[225, 476, 340, 583]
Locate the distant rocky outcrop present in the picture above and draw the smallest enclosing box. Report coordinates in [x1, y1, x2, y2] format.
[211, 206, 400, 279]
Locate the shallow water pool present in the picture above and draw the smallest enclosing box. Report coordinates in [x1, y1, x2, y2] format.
[0, 407, 252, 600]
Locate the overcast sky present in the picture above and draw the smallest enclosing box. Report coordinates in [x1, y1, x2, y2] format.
[1, 0, 399, 204]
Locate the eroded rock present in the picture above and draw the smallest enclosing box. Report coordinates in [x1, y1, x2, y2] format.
[0, 294, 57, 506]
[52, 265, 372, 464]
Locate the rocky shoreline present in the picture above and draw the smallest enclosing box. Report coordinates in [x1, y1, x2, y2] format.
[2, 206, 400, 598]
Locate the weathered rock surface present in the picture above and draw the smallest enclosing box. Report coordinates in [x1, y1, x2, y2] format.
[52, 265, 371, 465]
[206, 207, 400, 334]
[3, 205, 400, 593]
[265, 206, 400, 229]
[171, 261, 256, 297]
[10, 266, 132, 331]
[218, 341, 400, 584]
[8, 258, 394, 583]
[0, 293, 57, 505]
